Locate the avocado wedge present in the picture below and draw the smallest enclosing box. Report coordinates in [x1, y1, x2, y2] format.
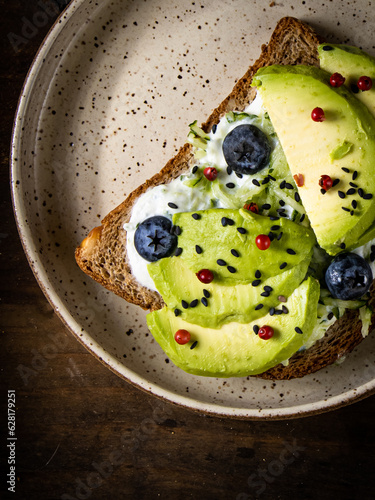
[318, 43, 375, 117]
[147, 277, 320, 377]
[253, 65, 375, 255]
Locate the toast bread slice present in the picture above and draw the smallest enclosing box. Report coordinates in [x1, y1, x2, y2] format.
[75, 17, 375, 379]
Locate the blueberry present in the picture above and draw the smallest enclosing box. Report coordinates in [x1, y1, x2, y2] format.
[222, 124, 271, 175]
[325, 252, 373, 300]
[134, 216, 177, 262]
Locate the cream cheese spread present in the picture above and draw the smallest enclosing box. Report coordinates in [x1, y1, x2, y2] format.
[124, 92, 375, 344]
[124, 94, 269, 290]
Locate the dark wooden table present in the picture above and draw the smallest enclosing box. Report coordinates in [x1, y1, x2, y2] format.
[1, 2, 375, 499]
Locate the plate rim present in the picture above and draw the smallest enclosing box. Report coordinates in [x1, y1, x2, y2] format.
[10, 0, 375, 419]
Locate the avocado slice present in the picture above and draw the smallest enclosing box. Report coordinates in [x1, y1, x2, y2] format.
[148, 253, 311, 328]
[147, 276, 320, 377]
[318, 44, 375, 117]
[172, 208, 316, 284]
[253, 65, 375, 255]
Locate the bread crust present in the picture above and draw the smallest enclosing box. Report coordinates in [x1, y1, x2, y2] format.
[75, 17, 374, 379]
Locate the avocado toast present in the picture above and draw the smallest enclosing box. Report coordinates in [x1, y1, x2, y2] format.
[75, 17, 375, 379]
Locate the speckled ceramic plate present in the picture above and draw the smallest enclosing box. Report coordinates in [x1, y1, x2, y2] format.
[11, 0, 375, 418]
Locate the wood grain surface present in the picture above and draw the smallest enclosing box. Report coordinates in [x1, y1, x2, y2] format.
[1, 2, 375, 499]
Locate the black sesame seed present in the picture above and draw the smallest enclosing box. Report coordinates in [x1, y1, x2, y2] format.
[295, 327, 303, 334]
[363, 193, 373, 200]
[320, 188, 326, 195]
[338, 191, 346, 199]
[300, 214, 305, 223]
[174, 247, 183, 256]
[190, 299, 198, 308]
[226, 166, 233, 175]
[261, 177, 270, 185]
[231, 249, 239, 257]
[346, 188, 356, 195]
[277, 232, 283, 241]
[352, 171, 358, 180]
[269, 175, 276, 181]
[342, 207, 350, 212]
[192, 165, 198, 174]
[352, 200, 357, 209]
[275, 309, 283, 315]
[253, 325, 259, 335]
[255, 270, 261, 279]
[268, 232, 275, 241]
[195, 245, 202, 254]
[349, 182, 358, 188]
[212, 124, 217, 134]
[294, 192, 301, 203]
[221, 217, 228, 227]
[252, 279, 261, 287]
[279, 211, 287, 218]
[168, 202, 178, 209]
[181, 300, 188, 309]
[262, 203, 271, 210]
[282, 305, 289, 314]
[174, 225, 182, 235]
[340, 243, 346, 249]
[174, 308, 181, 316]
[237, 227, 246, 234]
[350, 211, 354, 216]
[226, 218, 235, 226]
[192, 213, 200, 220]
[255, 304, 264, 310]
[286, 248, 296, 255]
[280, 262, 287, 269]
[252, 179, 260, 187]
[227, 266, 236, 273]
[322, 45, 334, 51]
[279, 199, 285, 207]
[327, 311, 334, 320]
[285, 182, 293, 189]
[235, 172, 243, 179]
[280, 180, 286, 189]
[269, 307, 275, 316]
[217, 259, 226, 266]
[201, 297, 208, 307]
[203, 289, 210, 298]
[351, 83, 359, 94]
[269, 216, 280, 221]
[190, 341, 198, 350]
[226, 182, 235, 189]
[271, 225, 280, 231]
[332, 178, 340, 187]
[358, 188, 364, 197]
[264, 286, 273, 292]
[341, 167, 350, 173]
[261, 291, 270, 297]
[276, 208, 285, 213]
